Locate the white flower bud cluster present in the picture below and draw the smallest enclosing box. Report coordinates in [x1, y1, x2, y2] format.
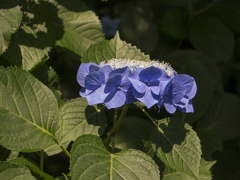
[99, 58, 175, 77]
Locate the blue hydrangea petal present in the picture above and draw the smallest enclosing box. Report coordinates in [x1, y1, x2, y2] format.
[99, 65, 113, 78]
[164, 81, 186, 104]
[119, 80, 131, 92]
[149, 81, 160, 95]
[80, 87, 86, 97]
[77, 63, 99, 87]
[164, 103, 177, 114]
[85, 71, 105, 93]
[86, 84, 107, 105]
[176, 100, 194, 113]
[109, 66, 132, 82]
[104, 90, 126, 109]
[128, 68, 146, 93]
[125, 85, 137, 104]
[173, 74, 195, 94]
[133, 88, 158, 108]
[104, 75, 122, 93]
[187, 80, 197, 99]
[139, 66, 162, 82]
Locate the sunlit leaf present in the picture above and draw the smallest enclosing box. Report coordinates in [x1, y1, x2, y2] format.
[59, 98, 107, 144]
[151, 117, 202, 179]
[50, 0, 105, 57]
[70, 134, 160, 180]
[82, 32, 150, 64]
[3, 0, 56, 71]
[10, 157, 55, 180]
[0, 162, 36, 180]
[0, 0, 22, 55]
[0, 67, 59, 152]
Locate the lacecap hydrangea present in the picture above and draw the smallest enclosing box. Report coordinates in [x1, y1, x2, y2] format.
[77, 59, 197, 114]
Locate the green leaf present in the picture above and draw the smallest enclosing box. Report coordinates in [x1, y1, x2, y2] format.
[195, 128, 223, 160]
[119, 4, 158, 53]
[114, 116, 154, 149]
[0, 0, 22, 55]
[50, 0, 105, 57]
[81, 32, 150, 64]
[177, 59, 214, 124]
[136, 134, 165, 175]
[199, 159, 215, 180]
[0, 161, 36, 180]
[161, 10, 187, 39]
[10, 157, 55, 180]
[0, 67, 59, 152]
[162, 50, 224, 94]
[211, 0, 240, 33]
[48, 67, 60, 87]
[162, 159, 215, 180]
[50, 87, 65, 109]
[190, 16, 234, 62]
[70, 134, 160, 180]
[3, 0, 56, 71]
[198, 93, 240, 141]
[163, 166, 194, 180]
[59, 97, 107, 144]
[151, 117, 202, 179]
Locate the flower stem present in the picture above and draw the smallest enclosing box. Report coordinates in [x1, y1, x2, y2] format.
[60, 145, 71, 158]
[105, 104, 130, 144]
[135, 104, 158, 126]
[40, 151, 44, 171]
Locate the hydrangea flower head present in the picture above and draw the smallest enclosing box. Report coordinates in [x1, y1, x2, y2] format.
[77, 58, 197, 113]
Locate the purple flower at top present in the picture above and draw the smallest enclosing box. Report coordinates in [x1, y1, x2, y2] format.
[128, 66, 171, 108]
[158, 74, 197, 114]
[104, 66, 137, 109]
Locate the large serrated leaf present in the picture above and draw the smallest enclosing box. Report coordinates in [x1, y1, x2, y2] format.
[190, 16, 234, 62]
[198, 93, 240, 141]
[10, 157, 55, 180]
[0, 0, 22, 55]
[0, 162, 36, 180]
[81, 32, 150, 64]
[3, 0, 57, 71]
[49, 0, 105, 57]
[59, 97, 107, 144]
[162, 159, 215, 180]
[0, 67, 59, 152]
[70, 134, 160, 180]
[151, 117, 202, 179]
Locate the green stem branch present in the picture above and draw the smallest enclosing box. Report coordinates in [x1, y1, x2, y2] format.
[105, 104, 130, 144]
[40, 151, 44, 172]
[60, 145, 71, 158]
